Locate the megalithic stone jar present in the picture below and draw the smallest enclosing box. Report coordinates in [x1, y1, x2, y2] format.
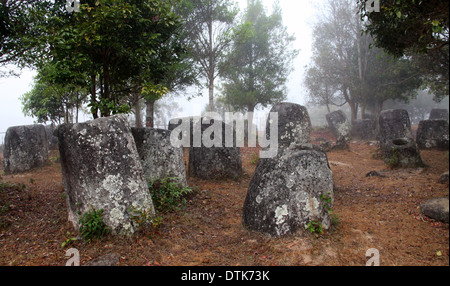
[56, 115, 155, 235]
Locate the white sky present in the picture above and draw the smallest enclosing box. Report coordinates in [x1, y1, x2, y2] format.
[0, 0, 322, 141]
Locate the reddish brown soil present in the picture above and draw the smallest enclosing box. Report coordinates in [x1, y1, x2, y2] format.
[0, 130, 448, 266]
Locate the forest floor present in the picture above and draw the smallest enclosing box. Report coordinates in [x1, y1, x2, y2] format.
[0, 128, 448, 266]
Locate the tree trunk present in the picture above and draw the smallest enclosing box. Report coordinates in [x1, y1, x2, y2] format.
[101, 63, 111, 117]
[208, 5, 215, 112]
[356, 13, 368, 120]
[247, 105, 257, 147]
[343, 87, 358, 122]
[376, 100, 384, 116]
[357, 37, 366, 120]
[90, 73, 98, 119]
[76, 94, 79, 124]
[135, 98, 143, 128]
[146, 99, 155, 128]
[325, 83, 331, 113]
[208, 81, 214, 112]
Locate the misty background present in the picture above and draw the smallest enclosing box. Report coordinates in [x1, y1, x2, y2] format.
[0, 0, 448, 145]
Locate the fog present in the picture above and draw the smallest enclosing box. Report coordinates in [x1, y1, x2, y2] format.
[1, 0, 448, 144]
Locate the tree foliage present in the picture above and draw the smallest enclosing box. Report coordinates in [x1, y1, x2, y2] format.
[358, 0, 449, 100]
[305, 0, 364, 121]
[21, 64, 89, 125]
[176, 0, 238, 111]
[0, 0, 51, 76]
[306, 0, 424, 120]
[218, 0, 298, 117]
[364, 47, 423, 114]
[8, 0, 191, 120]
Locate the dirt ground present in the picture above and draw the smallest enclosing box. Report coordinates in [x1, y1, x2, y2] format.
[0, 128, 448, 266]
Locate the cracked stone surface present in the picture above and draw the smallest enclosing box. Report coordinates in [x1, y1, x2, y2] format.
[56, 115, 154, 236]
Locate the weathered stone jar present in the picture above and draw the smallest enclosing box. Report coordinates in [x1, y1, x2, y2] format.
[352, 119, 376, 140]
[429, 109, 449, 121]
[416, 120, 449, 150]
[377, 109, 424, 168]
[242, 143, 334, 237]
[265, 102, 312, 149]
[132, 127, 187, 187]
[326, 110, 351, 149]
[56, 115, 155, 235]
[3, 124, 49, 174]
[383, 137, 425, 168]
[188, 117, 243, 180]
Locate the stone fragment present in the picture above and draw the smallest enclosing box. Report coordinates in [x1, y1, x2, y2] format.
[416, 120, 449, 150]
[365, 171, 386, 178]
[438, 172, 449, 185]
[3, 124, 49, 174]
[84, 253, 121, 266]
[242, 143, 334, 237]
[132, 128, 187, 187]
[56, 115, 154, 236]
[420, 197, 449, 223]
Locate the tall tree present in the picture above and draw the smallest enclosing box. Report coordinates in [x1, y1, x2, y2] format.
[177, 0, 238, 112]
[141, 30, 198, 128]
[365, 47, 423, 115]
[304, 66, 344, 113]
[307, 0, 363, 121]
[52, 0, 184, 118]
[307, 0, 422, 120]
[0, 0, 50, 76]
[218, 0, 298, 128]
[21, 64, 89, 125]
[358, 0, 449, 100]
[7, 0, 186, 119]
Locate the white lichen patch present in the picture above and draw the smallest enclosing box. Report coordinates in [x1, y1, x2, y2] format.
[310, 197, 320, 217]
[109, 207, 135, 235]
[79, 129, 87, 136]
[102, 175, 124, 202]
[127, 178, 142, 194]
[275, 205, 289, 225]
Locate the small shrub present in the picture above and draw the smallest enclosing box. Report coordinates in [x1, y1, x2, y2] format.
[78, 207, 110, 241]
[306, 220, 324, 235]
[320, 192, 340, 225]
[127, 207, 163, 234]
[61, 231, 79, 248]
[385, 147, 401, 168]
[250, 153, 260, 165]
[147, 177, 193, 213]
[306, 192, 340, 236]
